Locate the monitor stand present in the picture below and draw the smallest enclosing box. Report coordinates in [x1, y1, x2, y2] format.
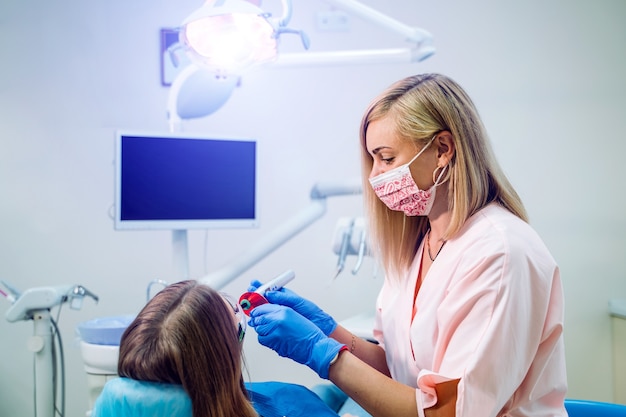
[172, 229, 190, 280]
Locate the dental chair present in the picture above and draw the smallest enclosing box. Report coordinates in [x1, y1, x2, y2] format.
[92, 377, 341, 417]
[94, 379, 626, 417]
[564, 399, 626, 416]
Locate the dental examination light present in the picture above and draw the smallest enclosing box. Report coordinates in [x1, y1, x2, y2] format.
[178, 0, 284, 75]
[176, 0, 434, 72]
[167, 0, 434, 126]
[2, 281, 98, 417]
[166, 63, 240, 131]
[166, 0, 307, 128]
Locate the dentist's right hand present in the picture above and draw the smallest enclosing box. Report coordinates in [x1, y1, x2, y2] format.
[248, 280, 337, 336]
[248, 303, 346, 379]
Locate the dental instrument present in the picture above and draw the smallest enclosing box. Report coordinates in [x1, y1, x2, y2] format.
[330, 216, 370, 278]
[4, 282, 99, 417]
[351, 228, 367, 275]
[333, 218, 354, 280]
[239, 269, 295, 316]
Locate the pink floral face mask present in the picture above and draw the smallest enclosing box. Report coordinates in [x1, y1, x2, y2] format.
[369, 137, 446, 217]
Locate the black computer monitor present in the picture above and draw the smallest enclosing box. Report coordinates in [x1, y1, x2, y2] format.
[114, 131, 257, 230]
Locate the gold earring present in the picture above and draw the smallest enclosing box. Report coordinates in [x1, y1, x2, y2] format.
[432, 165, 449, 185]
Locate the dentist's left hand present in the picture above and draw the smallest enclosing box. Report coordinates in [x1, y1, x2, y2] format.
[248, 303, 346, 379]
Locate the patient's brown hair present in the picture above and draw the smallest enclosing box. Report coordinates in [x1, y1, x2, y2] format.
[118, 280, 257, 417]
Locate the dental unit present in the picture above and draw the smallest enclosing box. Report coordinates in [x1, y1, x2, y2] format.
[2, 1, 433, 415]
[2, 281, 99, 417]
[331, 216, 370, 278]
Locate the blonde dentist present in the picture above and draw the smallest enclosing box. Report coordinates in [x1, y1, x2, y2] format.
[248, 73, 568, 417]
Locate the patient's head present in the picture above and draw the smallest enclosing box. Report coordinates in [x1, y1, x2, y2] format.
[118, 280, 256, 417]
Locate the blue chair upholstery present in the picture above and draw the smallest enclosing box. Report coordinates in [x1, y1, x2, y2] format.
[92, 377, 341, 417]
[92, 378, 191, 417]
[564, 399, 626, 417]
[97, 380, 626, 417]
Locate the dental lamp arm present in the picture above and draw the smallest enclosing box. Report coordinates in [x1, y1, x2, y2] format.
[200, 179, 362, 290]
[322, 0, 433, 43]
[3, 282, 98, 417]
[271, 0, 435, 68]
[272, 47, 435, 68]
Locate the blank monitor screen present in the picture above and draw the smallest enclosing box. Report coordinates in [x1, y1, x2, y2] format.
[114, 131, 257, 230]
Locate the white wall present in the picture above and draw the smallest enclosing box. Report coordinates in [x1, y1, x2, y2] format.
[0, 1, 625, 416]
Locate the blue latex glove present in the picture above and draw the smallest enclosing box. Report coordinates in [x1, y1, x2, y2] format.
[248, 303, 345, 379]
[248, 280, 337, 336]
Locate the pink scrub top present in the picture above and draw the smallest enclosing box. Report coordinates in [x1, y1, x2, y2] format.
[373, 204, 568, 417]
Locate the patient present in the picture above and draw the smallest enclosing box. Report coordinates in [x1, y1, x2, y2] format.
[94, 280, 359, 417]
[116, 280, 257, 417]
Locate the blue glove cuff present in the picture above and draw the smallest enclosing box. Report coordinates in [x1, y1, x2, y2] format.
[307, 338, 347, 380]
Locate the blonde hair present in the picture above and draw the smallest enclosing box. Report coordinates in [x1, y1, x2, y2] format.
[360, 74, 527, 276]
[118, 280, 257, 417]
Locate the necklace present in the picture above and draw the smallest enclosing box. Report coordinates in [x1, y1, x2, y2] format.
[426, 229, 446, 261]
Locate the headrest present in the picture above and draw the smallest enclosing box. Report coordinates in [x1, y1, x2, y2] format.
[92, 378, 191, 417]
[92, 378, 340, 417]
